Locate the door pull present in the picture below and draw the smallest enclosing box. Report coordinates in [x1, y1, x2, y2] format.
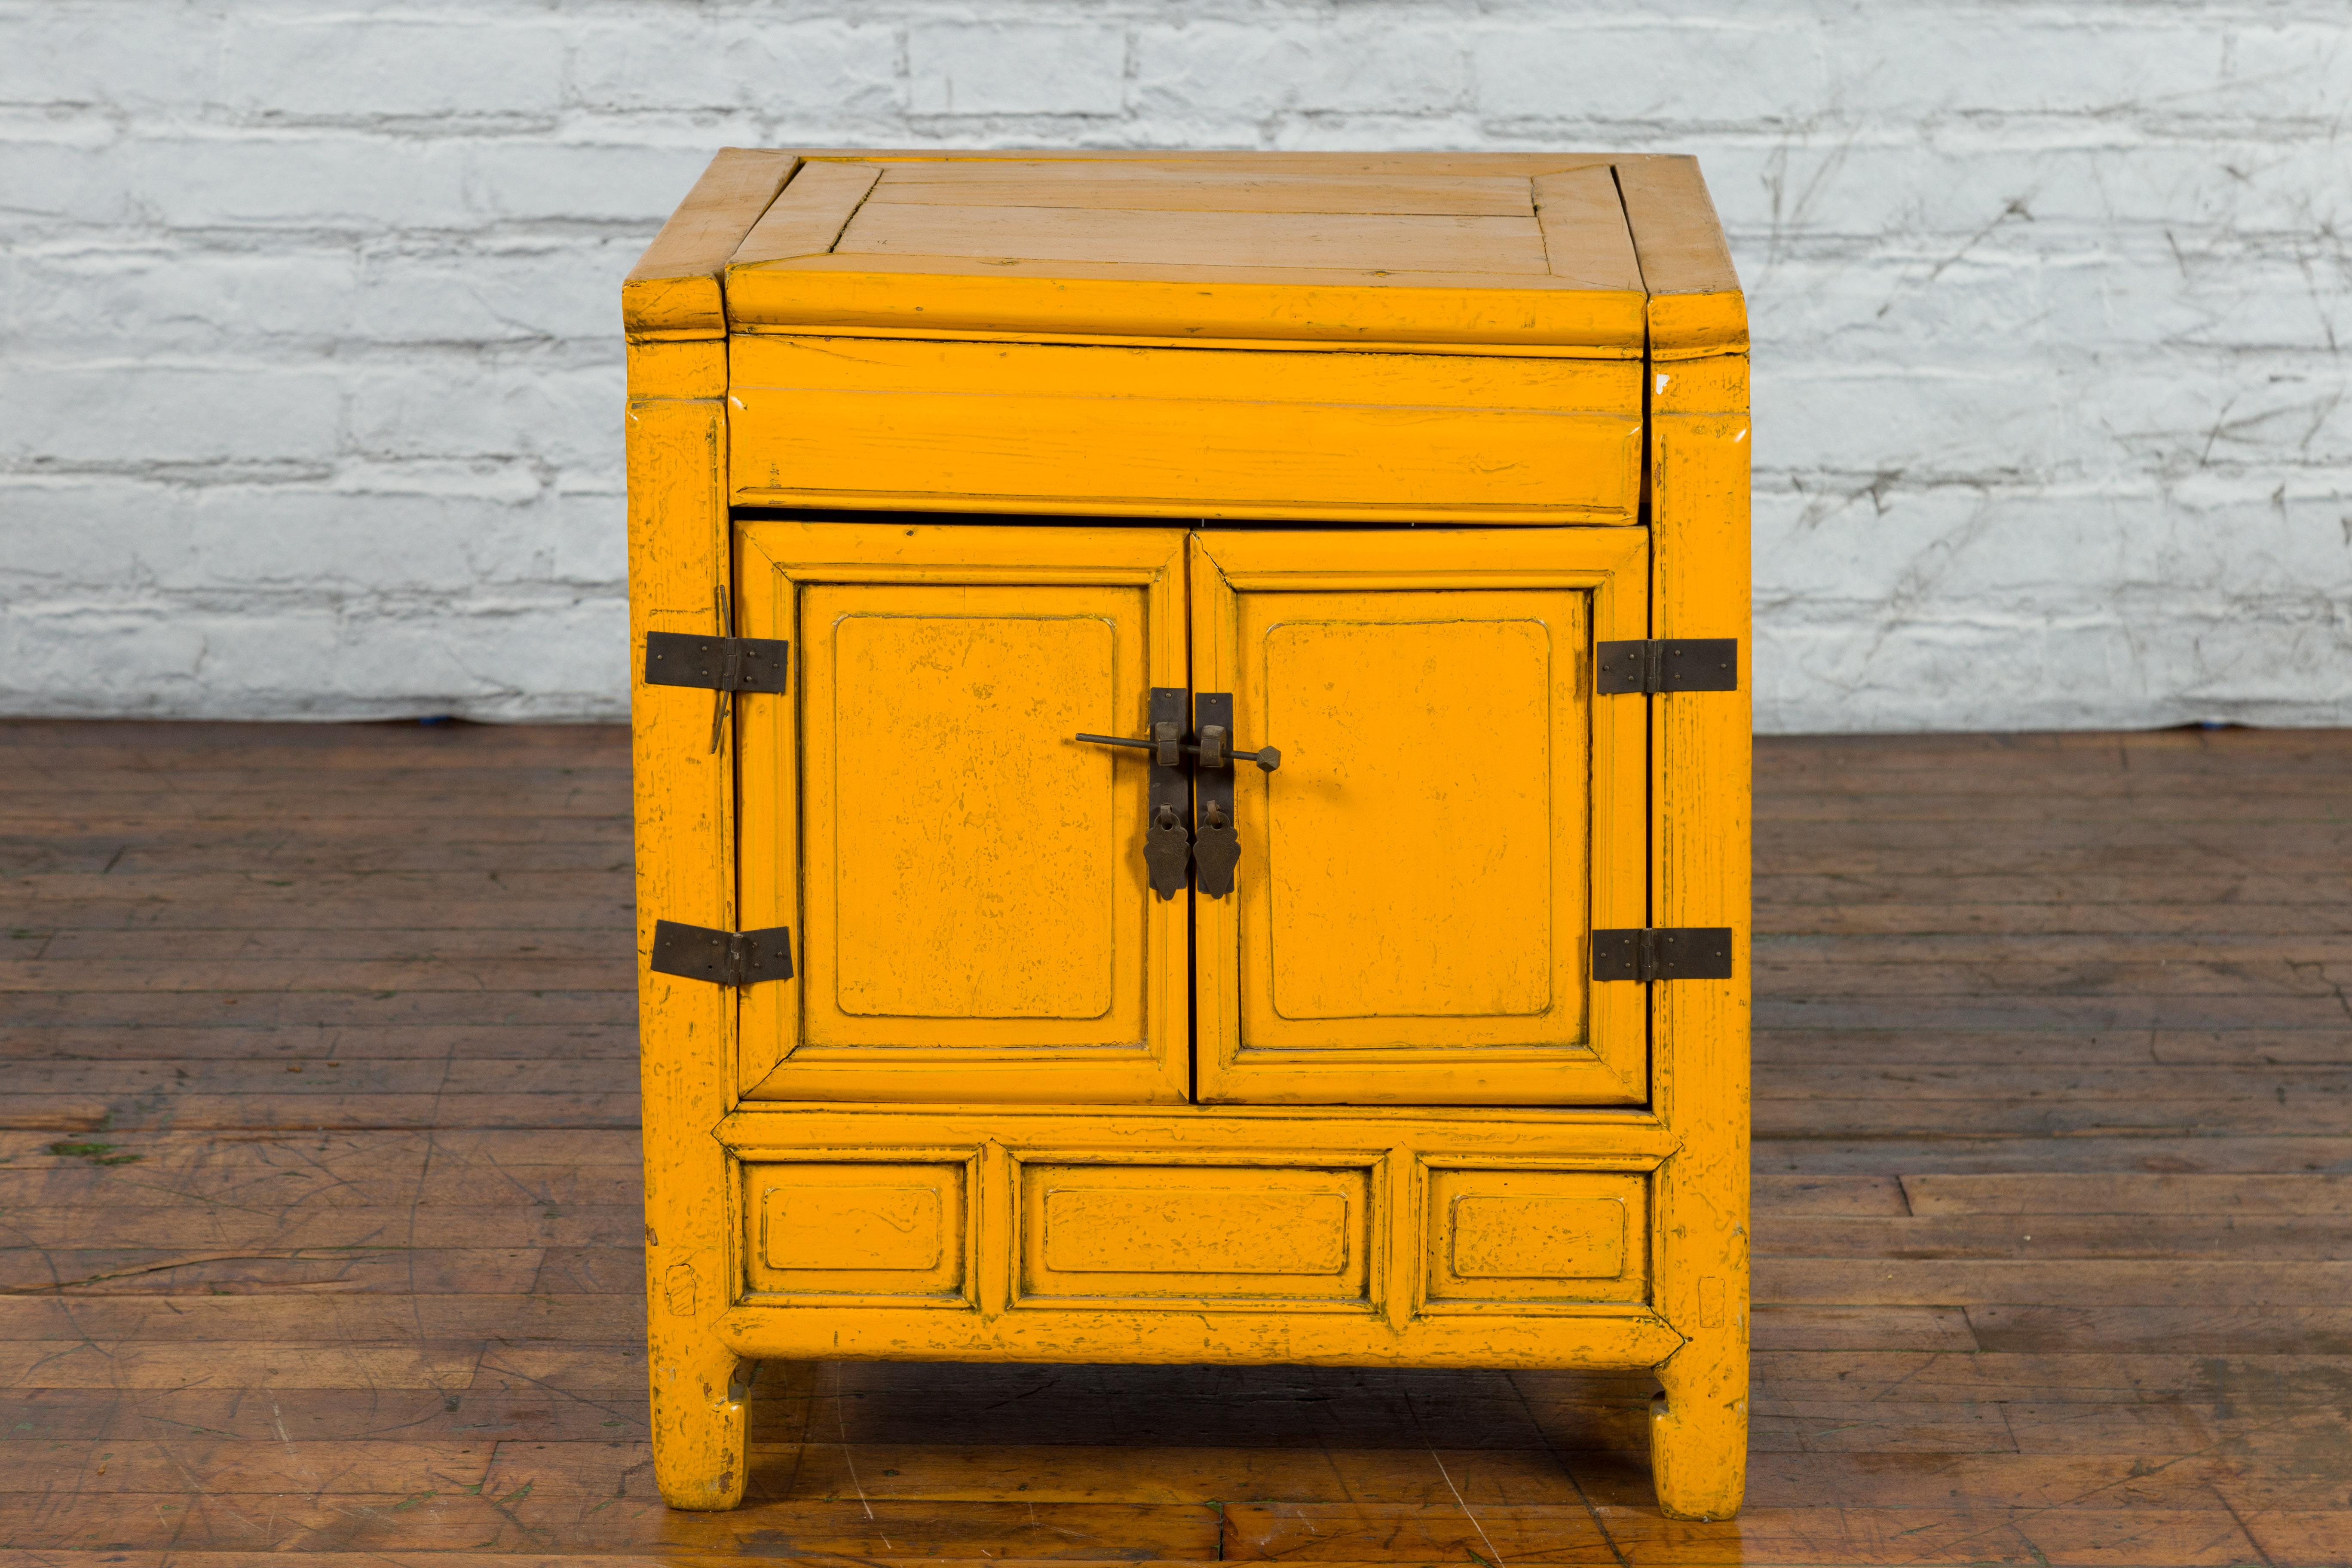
[1191, 796, 1240, 898]
[1144, 803, 1193, 900]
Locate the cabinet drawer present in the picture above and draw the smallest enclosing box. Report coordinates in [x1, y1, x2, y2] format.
[1424, 1168, 1649, 1307]
[1017, 1161, 1375, 1306]
[729, 334, 1642, 524]
[742, 1160, 972, 1304]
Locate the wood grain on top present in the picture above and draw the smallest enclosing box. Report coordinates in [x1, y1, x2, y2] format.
[728, 160, 883, 268]
[833, 203, 1555, 275]
[622, 147, 799, 337]
[867, 162, 1541, 216]
[1614, 154, 1747, 356]
[720, 150, 1658, 349]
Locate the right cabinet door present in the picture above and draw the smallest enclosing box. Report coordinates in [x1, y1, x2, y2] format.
[1190, 529, 1649, 1105]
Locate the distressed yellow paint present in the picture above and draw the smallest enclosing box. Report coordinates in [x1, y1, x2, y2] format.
[732, 520, 1191, 1105]
[1191, 528, 1649, 1106]
[630, 149, 1749, 1520]
[1645, 386, 1754, 1523]
[628, 388, 744, 1510]
[625, 338, 726, 400]
[1259, 609, 1557, 1021]
[1454, 1195, 1624, 1277]
[729, 333, 1641, 523]
[1425, 1169, 1650, 1305]
[813, 588, 1126, 1022]
[623, 147, 799, 338]
[741, 1161, 970, 1301]
[1022, 1164, 1372, 1301]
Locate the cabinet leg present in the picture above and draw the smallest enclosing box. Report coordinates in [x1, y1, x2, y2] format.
[648, 1326, 750, 1510]
[1649, 1339, 1748, 1520]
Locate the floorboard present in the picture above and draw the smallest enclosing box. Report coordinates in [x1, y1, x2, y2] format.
[3, 717, 2348, 1565]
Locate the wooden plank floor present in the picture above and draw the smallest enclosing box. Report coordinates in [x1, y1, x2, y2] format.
[3, 720, 2348, 1567]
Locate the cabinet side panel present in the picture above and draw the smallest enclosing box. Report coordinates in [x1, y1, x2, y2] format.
[628, 388, 746, 1507]
[1647, 359, 1752, 1520]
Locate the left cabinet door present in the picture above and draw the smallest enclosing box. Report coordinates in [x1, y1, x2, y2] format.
[734, 520, 1194, 1104]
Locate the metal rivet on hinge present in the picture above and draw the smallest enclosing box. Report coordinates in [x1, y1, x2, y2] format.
[643, 631, 792, 698]
[650, 920, 796, 988]
[1594, 639, 1740, 695]
[1594, 927, 1736, 982]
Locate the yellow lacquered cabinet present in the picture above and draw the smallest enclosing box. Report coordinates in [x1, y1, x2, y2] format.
[626, 149, 1751, 1522]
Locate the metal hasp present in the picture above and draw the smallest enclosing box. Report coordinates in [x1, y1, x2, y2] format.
[1190, 692, 1279, 899]
[1141, 687, 1193, 900]
[643, 631, 791, 694]
[1182, 693, 1240, 898]
[649, 919, 796, 988]
[1076, 687, 1195, 900]
[1073, 691, 1279, 899]
[1595, 638, 1739, 695]
[1592, 927, 1736, 983]
[1191, 693, 1240, 899]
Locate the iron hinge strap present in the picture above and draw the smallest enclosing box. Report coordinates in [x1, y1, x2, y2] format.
[1593, 927, 1735, 983]
[1595, 638, 1738, 695]
[643, 631, 790, 694]
[649, 920, 795, 988]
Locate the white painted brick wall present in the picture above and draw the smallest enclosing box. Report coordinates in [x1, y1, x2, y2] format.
[3, 0, 2346, 729]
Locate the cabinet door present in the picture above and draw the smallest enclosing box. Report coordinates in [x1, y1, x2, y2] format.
[736, 521, 1191, 1104]
[1191, 529, 1648, 1105]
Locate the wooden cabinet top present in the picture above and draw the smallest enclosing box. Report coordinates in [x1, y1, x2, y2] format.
[626, 150, 1743, 361]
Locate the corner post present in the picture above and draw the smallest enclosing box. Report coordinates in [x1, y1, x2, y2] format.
[625, 148, 799, 1511]
[1646, 371, 1752, 1520]
[1619, 155, 1752, 1522]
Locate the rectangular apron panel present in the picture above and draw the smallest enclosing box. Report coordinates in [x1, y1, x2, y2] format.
[1423, 1168, 1651, 1307]
[741, 1160, 973, 1304]
[1191, 529, 1649, 1106]
[1017, 1162, 1376, 1306]
[735, 521, 1192, 1105]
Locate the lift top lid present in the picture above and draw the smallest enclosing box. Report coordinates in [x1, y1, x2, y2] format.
[625, 151, 1744, 360]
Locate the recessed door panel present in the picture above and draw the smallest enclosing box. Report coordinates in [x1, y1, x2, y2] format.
[1260, 603, 1561, 1026]
[1191, 529, 1649, 1106]
[823, 597, 1119, 1023]
[736, 521, 1191, 1104]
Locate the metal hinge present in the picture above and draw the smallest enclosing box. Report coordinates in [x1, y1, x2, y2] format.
[650, 920, 795, 988]
[1595, 639, 1738, 695]
[643, 631, 790, 694]
[1593, 927, 1735, 983]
